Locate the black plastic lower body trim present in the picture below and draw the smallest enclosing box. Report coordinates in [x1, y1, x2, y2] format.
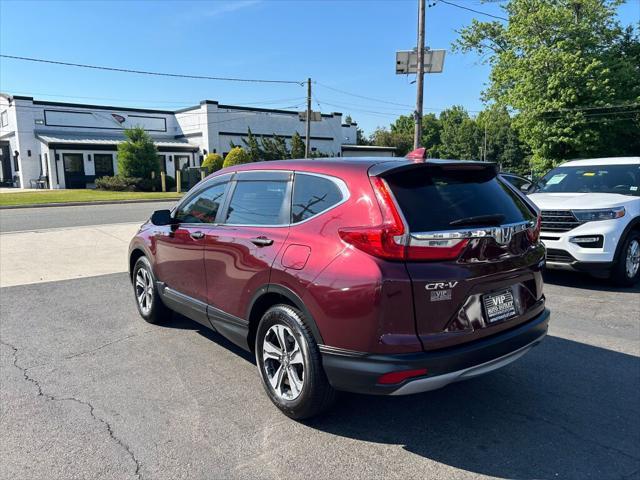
[320, 308, 550, 395]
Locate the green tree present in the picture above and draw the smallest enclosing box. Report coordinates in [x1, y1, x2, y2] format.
[117, 127, 159, 179]
[453, 0, 640, 165]
[241, 128, 263, 161]
[356, 126, 369, 145]
[438, 106, 480, 160]
[421, 113, 442, 157]
[290, 132, 306, 158]
[260, 134, 289, 160]
[201, 153, 223, 173]
[477, 106, 530, 174]
[370, 127, 413, 156]
[222, 147, 251, 168]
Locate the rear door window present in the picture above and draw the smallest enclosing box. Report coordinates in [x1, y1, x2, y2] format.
[225, 179, 289, 225]
[291, 173, 345, 223]
[385, 166, 534, 232]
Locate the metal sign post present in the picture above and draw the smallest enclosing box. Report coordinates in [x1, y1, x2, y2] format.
[396, 0, 446, 149]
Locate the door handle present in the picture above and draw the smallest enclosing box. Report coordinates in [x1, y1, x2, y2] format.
[190, 231, 205, 240]
[250, 236, 273, 247]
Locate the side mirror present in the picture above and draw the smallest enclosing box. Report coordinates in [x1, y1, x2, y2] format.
[150, 209, 177, 226]
[520, 183, 532, 193]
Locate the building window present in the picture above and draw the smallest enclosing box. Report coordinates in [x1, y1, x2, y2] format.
[94, 154, 115, 178]
[1, 111, 8, 127]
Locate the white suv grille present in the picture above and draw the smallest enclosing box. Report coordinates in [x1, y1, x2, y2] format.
[540, 210, 584, 233]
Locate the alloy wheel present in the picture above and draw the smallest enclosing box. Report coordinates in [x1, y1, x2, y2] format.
[626, 239, 640, 279]
[262, 324, 305, 401]
[135, 267, 153, 315]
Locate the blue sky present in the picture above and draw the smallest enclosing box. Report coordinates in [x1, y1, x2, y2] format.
[1, 0, 638, 134]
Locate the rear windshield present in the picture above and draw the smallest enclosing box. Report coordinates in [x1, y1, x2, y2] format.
[384, 166, 535, 232]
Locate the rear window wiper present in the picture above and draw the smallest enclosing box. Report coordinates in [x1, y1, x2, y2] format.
[449, 214, 505, 227]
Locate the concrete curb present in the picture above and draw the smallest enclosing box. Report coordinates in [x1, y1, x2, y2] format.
[0, 198, 181, 210]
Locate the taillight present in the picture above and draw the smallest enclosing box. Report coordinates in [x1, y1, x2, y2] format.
[338, 176, 469, 261]
[527, 215, 541, 243]
[338, 177, 406, 260]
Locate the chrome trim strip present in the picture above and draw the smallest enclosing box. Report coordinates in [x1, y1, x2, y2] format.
[410, 220, 534, 246]
[390, 333, 546, 396]
[318, 344, 369, 357]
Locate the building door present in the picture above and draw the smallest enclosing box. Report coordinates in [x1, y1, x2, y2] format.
[63, 153, 86, 189]
[94, 154, 114, 178]
[0, 142, 11, 184]
[175, 155, 190, 189]
[157, 155, 167, 176]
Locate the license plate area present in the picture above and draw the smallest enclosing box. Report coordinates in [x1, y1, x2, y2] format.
[482, 288, 517, 323]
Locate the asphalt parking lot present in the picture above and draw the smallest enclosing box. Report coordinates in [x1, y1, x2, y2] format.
[1, 205, 639, 480]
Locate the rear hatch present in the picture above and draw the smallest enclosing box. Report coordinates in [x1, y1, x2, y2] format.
[379, 161, 546, 351]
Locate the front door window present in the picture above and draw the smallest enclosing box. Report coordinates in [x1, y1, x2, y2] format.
[175, 155, 190, 189]
[63, 153, 86, 189]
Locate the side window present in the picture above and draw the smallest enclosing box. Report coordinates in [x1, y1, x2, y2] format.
[225, 180, 288, 225]
[291, 173, 344, 223]
[175, 182, 227, 224]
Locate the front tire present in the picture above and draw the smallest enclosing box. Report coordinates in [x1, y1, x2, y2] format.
[255, 304, 335, 420]
[132, 256, 171, 324]
[611, 231, 640, 287]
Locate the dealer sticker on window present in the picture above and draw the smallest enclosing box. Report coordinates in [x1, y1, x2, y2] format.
[482, 289, 518, 323]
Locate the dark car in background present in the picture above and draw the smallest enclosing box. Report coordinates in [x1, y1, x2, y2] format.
[501, 172, 539, 194]
[128, 158, 549, 419]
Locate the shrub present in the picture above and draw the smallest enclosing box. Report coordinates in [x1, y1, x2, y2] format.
[95, 176, 138, 191]
[202, 153, 223, 173]
[117, 127, 160, 179]
[223, 147, 251, 168]
[163, 175, 177, 191]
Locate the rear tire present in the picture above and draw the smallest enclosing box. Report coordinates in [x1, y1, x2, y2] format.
[132, 256, 171, 324]
[611, 231, 640, 287]
[255, 304, 336, 420]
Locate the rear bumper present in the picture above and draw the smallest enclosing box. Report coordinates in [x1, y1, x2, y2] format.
[320, 308, 549, 395]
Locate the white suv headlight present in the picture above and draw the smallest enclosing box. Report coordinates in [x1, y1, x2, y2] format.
[572, 207, 626, 222]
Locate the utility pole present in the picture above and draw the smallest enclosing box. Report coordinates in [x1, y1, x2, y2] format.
[483, 121, 488, 161]
[305, 78, 312, 158]
[413, 0, 426, 150]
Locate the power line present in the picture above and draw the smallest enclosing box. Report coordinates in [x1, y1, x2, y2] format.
[435, 0, 508, 21]
[0, 54, 304, 85]
[314, 82, 415, 108]
[314, 98, 409, 118]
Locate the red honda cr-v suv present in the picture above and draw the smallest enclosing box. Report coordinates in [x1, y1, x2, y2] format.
[128, 158, 549, 419]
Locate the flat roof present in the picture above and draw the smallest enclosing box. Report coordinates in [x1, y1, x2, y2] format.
[35, 132, 197, 149]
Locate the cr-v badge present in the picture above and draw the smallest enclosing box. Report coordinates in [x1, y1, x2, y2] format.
[426, 281, 458, 302]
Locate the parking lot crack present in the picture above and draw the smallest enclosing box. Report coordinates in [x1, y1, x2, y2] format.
[1, 339, 143, 480]
[64, 332, 142, 360]
[61, 396, 143, 480]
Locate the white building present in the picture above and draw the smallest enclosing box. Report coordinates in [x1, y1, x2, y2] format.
[0, 93, 360, 189]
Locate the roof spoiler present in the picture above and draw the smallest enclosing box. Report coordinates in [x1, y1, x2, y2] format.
[369, 158, 498, 177]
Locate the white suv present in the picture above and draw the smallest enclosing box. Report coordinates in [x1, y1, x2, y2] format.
[529, 157, 640, 286]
